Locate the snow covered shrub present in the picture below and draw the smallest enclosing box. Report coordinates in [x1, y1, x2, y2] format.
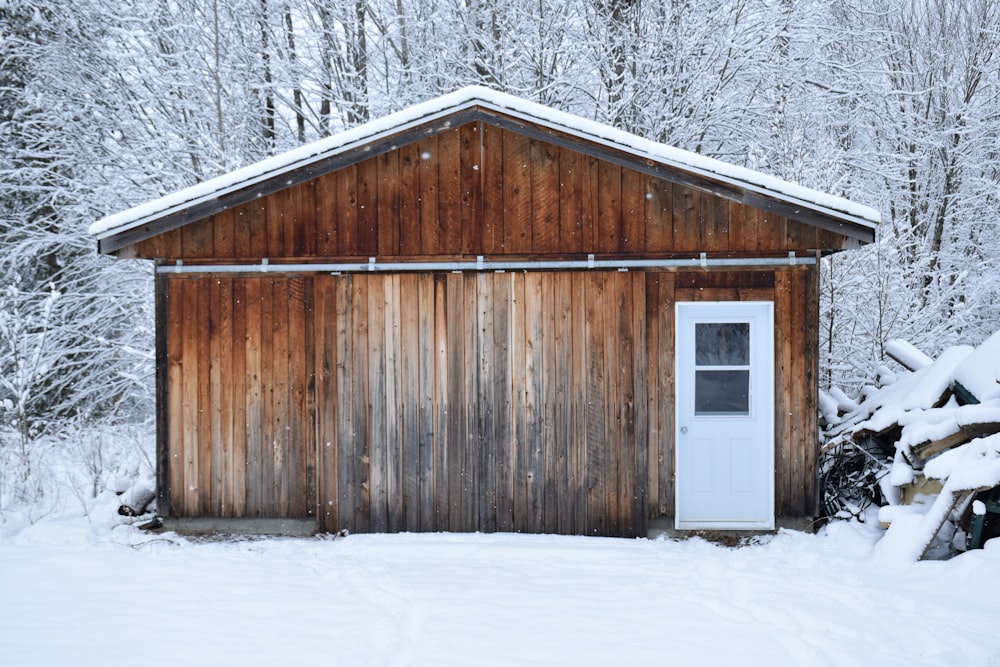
[0, 422, 155, 530]
[0, 262, 155, 441]
[0, 427, 60, 523]
[62, 423, 156, 520]
[0, 282, 61, 450]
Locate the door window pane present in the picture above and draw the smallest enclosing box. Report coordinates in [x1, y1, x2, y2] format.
[695, 323, 749, 366]
[695, 370, 750, 415]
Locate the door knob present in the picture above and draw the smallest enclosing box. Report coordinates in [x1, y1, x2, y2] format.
[680, 426, 688, 434]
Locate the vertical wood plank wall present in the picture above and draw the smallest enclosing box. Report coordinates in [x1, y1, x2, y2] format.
[165, 275, 316, 519]
[314, 271, 648, 536]
[163, 266, 818, 534]
[132, 123, 849, 262]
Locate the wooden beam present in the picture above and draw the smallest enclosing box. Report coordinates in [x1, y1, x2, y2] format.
[911, 422, 1000, 462]
[154, 264, 171, 517]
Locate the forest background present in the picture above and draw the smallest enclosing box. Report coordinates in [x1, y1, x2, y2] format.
[1, 0, 997, 483]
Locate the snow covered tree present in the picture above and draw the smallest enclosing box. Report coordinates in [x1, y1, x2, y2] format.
[0, 2, 154, 441]
[0, 0, 996, 437]
[819, 0, 1000, 390]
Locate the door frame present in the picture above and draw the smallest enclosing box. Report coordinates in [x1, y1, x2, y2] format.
[674, 301, 775, 530]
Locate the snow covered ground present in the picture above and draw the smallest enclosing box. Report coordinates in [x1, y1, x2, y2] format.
[2, 497, 1000, 667]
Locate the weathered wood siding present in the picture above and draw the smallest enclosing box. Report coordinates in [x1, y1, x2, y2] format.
[654, 268, 819, 519]
[129, 123, 847, 262]
[165, 275, 316, 518]
[313, 270, 648, 536]
[160, 265, 819, 532]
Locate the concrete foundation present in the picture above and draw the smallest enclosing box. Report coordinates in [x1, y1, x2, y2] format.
[646, 516, 819, 540]
[158, 517, 319, 537]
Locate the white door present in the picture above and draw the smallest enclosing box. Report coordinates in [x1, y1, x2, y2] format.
[675, 302, 774, 530]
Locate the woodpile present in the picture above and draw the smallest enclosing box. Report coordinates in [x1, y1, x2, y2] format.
[822, 331, 1000, 560]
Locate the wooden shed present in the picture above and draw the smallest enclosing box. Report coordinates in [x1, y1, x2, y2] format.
[92, 87, 878, 537]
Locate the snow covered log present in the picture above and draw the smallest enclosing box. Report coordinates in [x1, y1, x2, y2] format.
[910, 419, 1000, 462]
[117, 480, 156, 517]
[884, 339, 933, 372]
[826, 345, 974, 455]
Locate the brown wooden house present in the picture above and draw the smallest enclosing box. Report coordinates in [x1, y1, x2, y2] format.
[92, 87, 878, 537]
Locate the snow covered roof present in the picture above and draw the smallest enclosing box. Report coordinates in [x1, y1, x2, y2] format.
[90, 86, 880, 248]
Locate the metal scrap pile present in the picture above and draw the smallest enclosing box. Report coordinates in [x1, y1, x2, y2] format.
[821, 331, 1000, 560]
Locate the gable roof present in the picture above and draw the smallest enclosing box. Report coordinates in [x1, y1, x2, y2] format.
[91, 86, 879, 253]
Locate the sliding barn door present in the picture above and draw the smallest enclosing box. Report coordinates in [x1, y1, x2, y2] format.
[314, 271, 648, 537]
[164, 275, 315, 519]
